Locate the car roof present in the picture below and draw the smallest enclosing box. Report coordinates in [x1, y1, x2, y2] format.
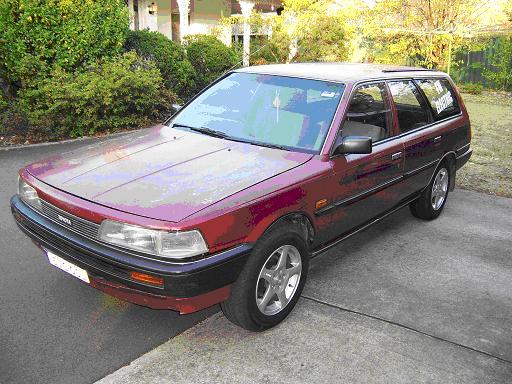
[234, 62, 448, 83]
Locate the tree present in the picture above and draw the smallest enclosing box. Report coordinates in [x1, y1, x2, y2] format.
[284, 0, 357, 62]
[362, 0, 510, 70]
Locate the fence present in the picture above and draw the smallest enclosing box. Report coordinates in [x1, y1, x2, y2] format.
[451, 37, 510, 89]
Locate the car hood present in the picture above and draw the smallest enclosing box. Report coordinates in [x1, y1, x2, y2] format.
[27, 125, 313, 222]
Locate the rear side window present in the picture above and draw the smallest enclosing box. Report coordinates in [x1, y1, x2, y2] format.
[416, 79, 460, 120]
[341, 82, 391, 143]
[388, 80, 431, 133]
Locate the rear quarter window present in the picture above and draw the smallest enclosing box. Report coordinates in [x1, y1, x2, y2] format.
[416, 79, 461, 120]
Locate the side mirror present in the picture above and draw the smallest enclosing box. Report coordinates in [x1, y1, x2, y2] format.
[333, 136, 372, 155]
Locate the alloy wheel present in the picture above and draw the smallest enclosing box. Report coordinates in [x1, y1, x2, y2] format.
[431, 168, 449, 210]
[255, 245, 302, 316]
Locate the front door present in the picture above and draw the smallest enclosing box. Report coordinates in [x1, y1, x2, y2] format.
[323, 81, 405, 240]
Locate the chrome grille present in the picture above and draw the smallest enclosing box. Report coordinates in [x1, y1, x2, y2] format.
[40, 200, 100, 239]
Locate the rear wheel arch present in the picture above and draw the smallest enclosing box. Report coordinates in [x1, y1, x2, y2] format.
[443, 152, 456, 191]
[424, 151, 456, 192]
[411, 160, 451, 220]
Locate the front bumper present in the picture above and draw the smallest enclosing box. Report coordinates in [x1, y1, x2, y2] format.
[11, 195, 252, 314]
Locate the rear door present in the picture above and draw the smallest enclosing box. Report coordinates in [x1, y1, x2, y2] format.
[389, 78, 462, 196]
[387, 79, 436, 195]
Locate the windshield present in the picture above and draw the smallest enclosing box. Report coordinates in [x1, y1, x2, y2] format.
[169, 73, 345, 153]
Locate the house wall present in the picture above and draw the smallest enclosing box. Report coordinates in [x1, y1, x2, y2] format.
[130, 0, 274, 45]
[156, 0, 173, 39]
[190, 0, 231, 44]
[135, 0, 158, 31]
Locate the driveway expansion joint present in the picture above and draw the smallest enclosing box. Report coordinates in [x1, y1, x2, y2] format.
[301, 294, 512, 366]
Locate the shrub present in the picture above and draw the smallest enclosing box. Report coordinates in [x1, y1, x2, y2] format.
[124, 30, 196, 99]
[0, 96, 30, 137]
[0, 93, 8, 135]
[0, 0, 128, 89]
[18, 52, 176, 138]
[0, 92, 7, 112]
[459, 83, 483, 95]
[184, 35, 240, 92]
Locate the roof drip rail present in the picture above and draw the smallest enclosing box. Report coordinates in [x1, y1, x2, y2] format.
[381, 68, 438, 73]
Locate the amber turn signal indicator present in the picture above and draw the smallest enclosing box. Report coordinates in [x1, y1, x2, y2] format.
[315, 199, 328, 209]
[129, 271, 164, 286]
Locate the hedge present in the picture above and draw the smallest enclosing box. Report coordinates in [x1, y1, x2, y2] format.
[0, 0, 128, 90]
[18, 52, 177, 138]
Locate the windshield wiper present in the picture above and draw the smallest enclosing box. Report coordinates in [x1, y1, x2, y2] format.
[172, 123, 288, 150]
[189, 126, 230, 139]
[171, 123, 196, 130]
[172, 123, 229, 139]
[249, 141, 288, 151]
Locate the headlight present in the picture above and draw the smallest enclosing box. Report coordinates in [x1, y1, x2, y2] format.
[18, 176, 42, 211]
[98, 220, 208, 260]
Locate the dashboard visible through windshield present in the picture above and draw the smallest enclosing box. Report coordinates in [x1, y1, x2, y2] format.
[168, 72, 345, 153]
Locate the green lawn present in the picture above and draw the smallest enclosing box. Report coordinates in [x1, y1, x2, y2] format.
[457, 92, 512, 198]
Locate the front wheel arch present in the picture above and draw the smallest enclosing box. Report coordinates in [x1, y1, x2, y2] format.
[221, 222, 310, 331]
[261, 212, 315, 249]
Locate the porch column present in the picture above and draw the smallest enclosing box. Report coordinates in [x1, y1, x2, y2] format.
[177, 0, 190, 43]
[127, 0, 134, 30]
[239, 0, 255, 67]
[138, 0, 147, 29]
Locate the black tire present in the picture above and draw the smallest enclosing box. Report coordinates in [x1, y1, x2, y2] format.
[221, 223, 309, 331]
[410, 162, 451, 220]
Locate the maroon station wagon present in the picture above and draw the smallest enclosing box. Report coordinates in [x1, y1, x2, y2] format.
[11, 63, 472, 331]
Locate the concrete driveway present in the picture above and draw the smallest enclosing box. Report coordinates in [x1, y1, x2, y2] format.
[97, 189, 512, 383]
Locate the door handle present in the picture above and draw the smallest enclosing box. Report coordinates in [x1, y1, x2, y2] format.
[433, 135, 442, 143]
[391, 152, 402, 160]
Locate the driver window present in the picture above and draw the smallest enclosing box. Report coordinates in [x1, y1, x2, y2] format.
[341, 82, 391, 143]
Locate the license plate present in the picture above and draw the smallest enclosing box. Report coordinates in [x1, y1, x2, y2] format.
[46, 250, 90, 284]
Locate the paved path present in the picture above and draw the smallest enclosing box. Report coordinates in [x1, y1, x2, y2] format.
[0, 136, 215, 384]
[97, 189, 512, 384]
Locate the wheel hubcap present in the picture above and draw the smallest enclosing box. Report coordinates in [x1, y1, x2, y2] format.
[431, 168, 449, 210]
[255, 245, 302, 316]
